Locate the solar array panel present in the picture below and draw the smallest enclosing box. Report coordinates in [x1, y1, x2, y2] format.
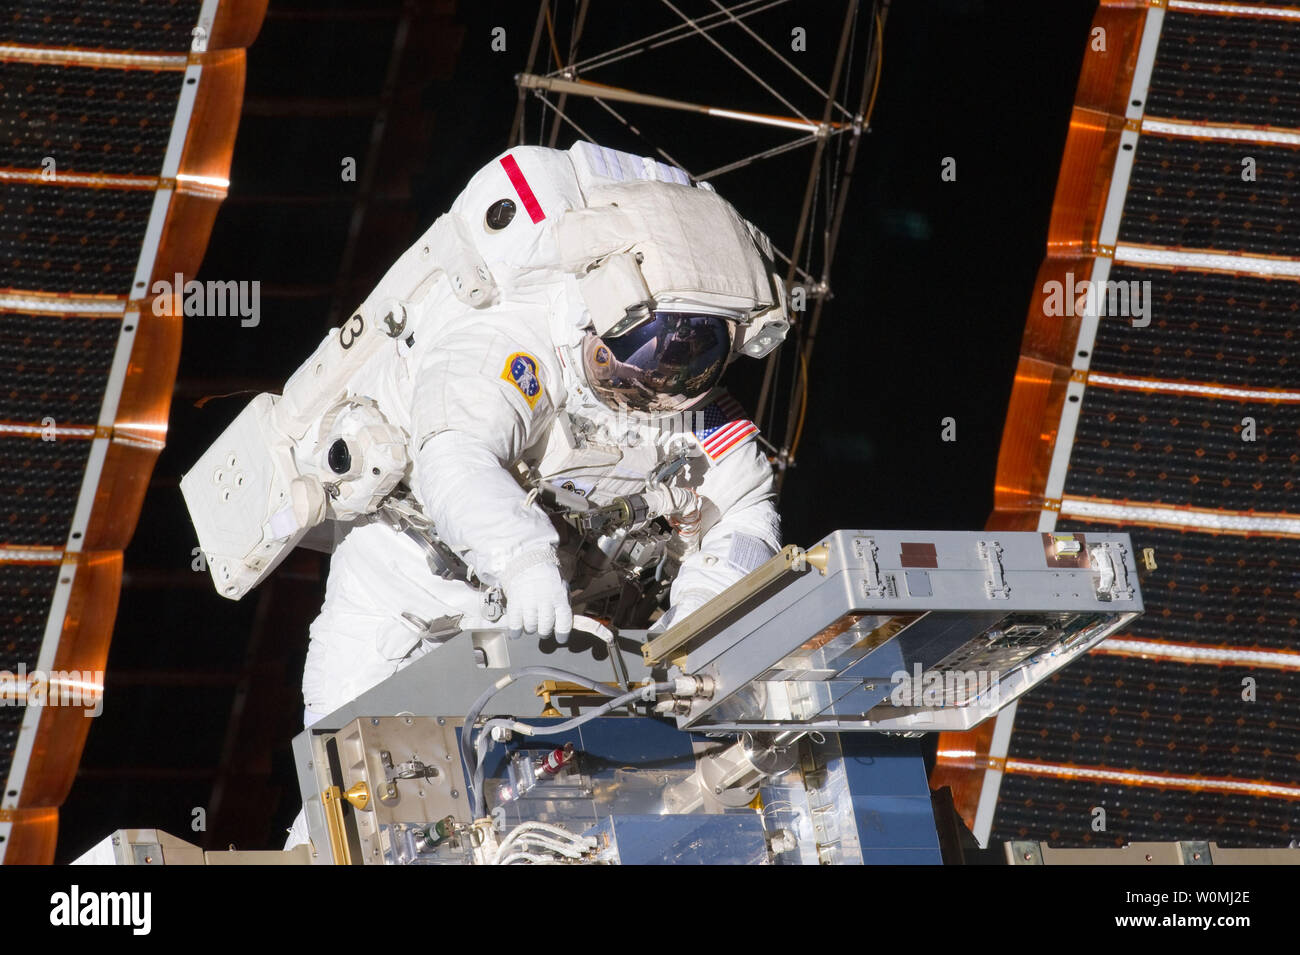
[1089, 266, 1297, 389]
[934, 1, 1300, 849]
[0, 313, 122, 424]
[1, 0, 204, 52]
[0, 0, 262, 862]
[0, 62, 185, 175]
[1120, 137, 1300, 256]
[1145, 11, 1300, 128]
[0, 183, 158, 294]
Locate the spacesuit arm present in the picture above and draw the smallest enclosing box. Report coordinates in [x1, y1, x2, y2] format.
[669, 441, 781, 617]
[409, 331, 560, 588]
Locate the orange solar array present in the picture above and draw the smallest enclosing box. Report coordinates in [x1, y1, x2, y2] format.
[934, 0, 1300, 848]
[0, 0, 266, 863]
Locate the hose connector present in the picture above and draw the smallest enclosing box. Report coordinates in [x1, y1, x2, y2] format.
[672, 674, 715, 699]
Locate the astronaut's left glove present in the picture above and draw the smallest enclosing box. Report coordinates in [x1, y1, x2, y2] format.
[501, 549, 573, 643]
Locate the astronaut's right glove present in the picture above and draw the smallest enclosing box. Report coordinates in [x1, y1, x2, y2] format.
[647, 589, 712, 637]
[501, 549, 573, 643]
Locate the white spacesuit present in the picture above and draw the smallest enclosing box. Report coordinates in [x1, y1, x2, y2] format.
[180, 142, 790, 847]
[293, 142, 791, 720]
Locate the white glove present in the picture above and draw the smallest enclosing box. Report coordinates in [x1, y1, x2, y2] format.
[649, 589, 711, 636]
[502, 555, 573, 642]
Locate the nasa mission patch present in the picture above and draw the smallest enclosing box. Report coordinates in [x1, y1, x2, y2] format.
[501, 352, 544, 409]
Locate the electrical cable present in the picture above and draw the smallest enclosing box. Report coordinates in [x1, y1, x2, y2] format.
[460, 665, 624, 781]
[460, 665, 644, 817]
[502, 821, 590, 845]
[508, 683, 674, 738]
[544, 2, 565, 78]
[494, 821, 596, 864]
[501, 834, 586, 859]
[498, 851, 557, 865]
[466, 680, 675, 818]
[472, 719, 516, 818]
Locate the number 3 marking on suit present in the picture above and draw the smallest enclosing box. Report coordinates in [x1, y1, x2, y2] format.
[339, 313, 364, 349]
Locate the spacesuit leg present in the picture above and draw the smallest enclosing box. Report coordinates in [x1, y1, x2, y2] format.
[300, 520, 484, 717]
[302, 610, 438, 720]
[287, 521, 483, 851]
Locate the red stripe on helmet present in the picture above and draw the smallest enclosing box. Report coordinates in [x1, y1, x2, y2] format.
[500, 154, 545, 224]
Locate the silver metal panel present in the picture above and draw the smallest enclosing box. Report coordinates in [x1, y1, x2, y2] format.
[285, 528, 1142, 861]
[292, 630, 655, 860]
[673, 529, 1143, 733]
[586, 813, 770, 865]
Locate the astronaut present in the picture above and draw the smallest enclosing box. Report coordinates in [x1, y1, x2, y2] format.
[182, 142, 790, 846]
[283, 142, 791, 723]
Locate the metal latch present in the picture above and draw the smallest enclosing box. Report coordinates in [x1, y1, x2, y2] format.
[1089, 541, 1135, 601]
[482, 587, 505, 622]
[853, 537, 886, 599]
[978, 540, 1010, 599]
[380, 749, 439, 783]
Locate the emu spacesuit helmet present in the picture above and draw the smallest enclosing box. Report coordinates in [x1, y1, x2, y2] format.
[449, 142, 791, 416]
[577, 306, 734, 415]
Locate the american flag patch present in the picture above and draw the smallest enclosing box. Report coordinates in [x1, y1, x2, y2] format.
[692, 394, 758, 460]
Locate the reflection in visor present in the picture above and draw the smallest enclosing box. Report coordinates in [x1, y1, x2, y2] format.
[581, 311, 731, 415]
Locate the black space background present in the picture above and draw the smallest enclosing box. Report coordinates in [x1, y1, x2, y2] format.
[54, 0, 1097, 860]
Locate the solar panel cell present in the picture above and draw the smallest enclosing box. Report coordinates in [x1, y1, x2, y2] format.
[1146, 12, 1300, 129]
[0, 183, 155, 295]
[0, 0, 203, 54]
[1090, 267, 1299, 390]
[0, 64, 184, 177]
[994, 772, 1296, 848]
[1120, 136, 1300, 258]
[0, 313, 121, 425]
[0, 562, 60, 674]
[0, 437, 93, 547]
[1009, 653, 1300, 783]
[1063, 389, 1299, 513]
